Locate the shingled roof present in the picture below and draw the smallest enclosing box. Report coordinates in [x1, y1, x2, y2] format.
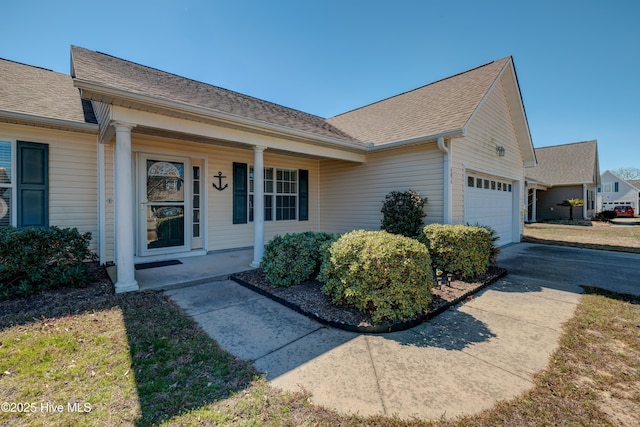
[326, 57, 512, 145]
[0, 58, 96, 126]
[526, 140, 599, 186]
[70, 46, 357, 143]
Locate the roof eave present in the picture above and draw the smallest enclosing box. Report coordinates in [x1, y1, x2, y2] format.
[368, 129, 465, 152]
[73, 79, 367, 154]
[0, 109, 99, 134]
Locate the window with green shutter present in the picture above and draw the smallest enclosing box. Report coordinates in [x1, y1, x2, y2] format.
[233, 162, 248, 224]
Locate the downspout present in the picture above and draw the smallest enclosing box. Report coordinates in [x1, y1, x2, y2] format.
[438, 137, 453, 224]
[97, 141, 106, 265]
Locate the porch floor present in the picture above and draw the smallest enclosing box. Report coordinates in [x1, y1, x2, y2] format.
[106, 249, 255, 291]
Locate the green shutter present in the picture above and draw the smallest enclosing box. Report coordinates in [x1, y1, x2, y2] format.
[299, 169, 308, 221]
[233, 162, 248, 224]
[17, 141, 48, 227]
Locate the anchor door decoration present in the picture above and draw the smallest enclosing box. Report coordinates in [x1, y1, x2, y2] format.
[212, 171, 228, 191]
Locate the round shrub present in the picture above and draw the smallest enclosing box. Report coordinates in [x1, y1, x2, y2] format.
[0, 226, 95, 301]
[380, 190, 427, 237]
[261, 231, 336, 287]
[320, 230, 433, 324]
[418, 224, 491, 279]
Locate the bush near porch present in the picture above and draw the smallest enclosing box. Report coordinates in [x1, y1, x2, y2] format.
[319, 230, 434, 324]
[418, 224, 492, 279]
[0, 226, 96, 301]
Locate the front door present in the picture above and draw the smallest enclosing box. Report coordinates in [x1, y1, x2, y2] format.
[139, 154, 190, 256]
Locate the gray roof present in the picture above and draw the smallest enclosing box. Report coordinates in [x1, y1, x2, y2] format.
[526, 140, 599, 186]
[0, 58, 96, 125]
[627, 180, 640, 190]
[70, 46, 356, 143]
[326, 57, 512, 145]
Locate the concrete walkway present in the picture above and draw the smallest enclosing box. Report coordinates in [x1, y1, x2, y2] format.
[165, 243, 640, 420]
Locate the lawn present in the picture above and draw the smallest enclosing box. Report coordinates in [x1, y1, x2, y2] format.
[523, 221, 640, 253]
[2, 274, 639, 425]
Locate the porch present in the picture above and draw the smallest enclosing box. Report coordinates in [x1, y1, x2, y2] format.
[106, 249, 255, 291]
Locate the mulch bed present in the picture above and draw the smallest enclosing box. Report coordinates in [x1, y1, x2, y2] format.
[232, 266, 507, 333]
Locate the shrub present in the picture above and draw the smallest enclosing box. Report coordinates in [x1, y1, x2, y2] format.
[380, 190, 427, 237]
[595, 210, 618, 222]
[418, 224, 491, 279]
[320, 230, 433, 324]
[0, 226, 96, 301]
[261, 231, 337, 287]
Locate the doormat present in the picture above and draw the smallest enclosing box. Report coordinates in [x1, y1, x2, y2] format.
[135, 260, 183, 270]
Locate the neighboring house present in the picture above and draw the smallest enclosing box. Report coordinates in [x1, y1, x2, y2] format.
[525, 141, 600, 221]
[1, 46, 536, 293]
[597, 170, 640, 212]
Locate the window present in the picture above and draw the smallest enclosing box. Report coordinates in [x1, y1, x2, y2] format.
[234, 163, 308, 223]
[603, 183, 612, 193]
[192, 166, 201, 238]
[276, 169, 297, 221]
[0, 142, 12, 227]
[467, 176, 474, 187]
[0, 140, 48, 227]
[249, 166, 273, 222]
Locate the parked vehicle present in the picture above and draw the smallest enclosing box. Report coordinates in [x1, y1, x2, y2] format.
[613, 205, 635, 217]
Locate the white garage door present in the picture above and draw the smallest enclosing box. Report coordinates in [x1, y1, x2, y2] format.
[464, 175, 514, 245]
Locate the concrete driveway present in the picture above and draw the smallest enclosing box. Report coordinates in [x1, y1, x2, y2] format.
[165, 243, 640, 420]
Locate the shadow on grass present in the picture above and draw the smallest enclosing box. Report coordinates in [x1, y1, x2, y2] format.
[0, 271, 258, 427]
[521, 236, 640, 254]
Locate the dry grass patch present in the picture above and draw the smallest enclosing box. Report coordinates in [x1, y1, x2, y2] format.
[523, 222, 640, 253]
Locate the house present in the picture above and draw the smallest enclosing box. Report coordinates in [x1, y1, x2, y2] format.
[598, 170, 640, 212]
[1, 46, 536, 293]
[525, 141, 600, 221]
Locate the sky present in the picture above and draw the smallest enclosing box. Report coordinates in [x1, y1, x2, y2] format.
[1, 0, 638, 172]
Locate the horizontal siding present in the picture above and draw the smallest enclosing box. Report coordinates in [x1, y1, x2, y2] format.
[0, 123, 99, 252]
[453, 78, 526, 236]
[129, 135, 320, 254]
[320, 144, 444, 234]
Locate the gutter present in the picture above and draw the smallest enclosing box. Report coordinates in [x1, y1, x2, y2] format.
[0, 109, 99, 134]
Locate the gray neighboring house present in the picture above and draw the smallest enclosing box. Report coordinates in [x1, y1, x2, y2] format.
[525, 140, 600, 221]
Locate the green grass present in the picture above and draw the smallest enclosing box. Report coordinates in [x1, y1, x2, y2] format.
[2, 280, 638, 426]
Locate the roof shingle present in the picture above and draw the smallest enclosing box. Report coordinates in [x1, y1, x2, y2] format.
[526, 140, 599, 186]
[0, 58, 95, 124]
[70, 46, 356, 142]
[326, 57, 511, 145]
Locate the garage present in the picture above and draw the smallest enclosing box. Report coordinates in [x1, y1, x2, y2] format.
[464, 174, 514, 245]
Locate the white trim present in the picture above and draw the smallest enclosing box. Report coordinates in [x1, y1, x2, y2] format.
[251, 146, 266, 267]
[0, 109, 98, 133]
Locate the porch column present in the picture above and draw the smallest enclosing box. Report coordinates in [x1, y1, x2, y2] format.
[113, 122, 139, 293]
[251, 146, 267, 267]
[583, 184, 588, 219]
[531, 188, 537, 222]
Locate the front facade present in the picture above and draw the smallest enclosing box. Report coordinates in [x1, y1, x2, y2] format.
[1, 47, 536, 293]
[597, 170, 640, 212]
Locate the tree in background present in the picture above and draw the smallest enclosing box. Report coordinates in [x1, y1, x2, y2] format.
[612, 167, 640, 180]
[558, 198, 584, 220]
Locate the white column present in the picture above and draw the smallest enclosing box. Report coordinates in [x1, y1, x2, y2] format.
[251, 146, 266, 267]
[583, 184, 588, 219]
[531, 188, 537, 222]
[113, 122, 139, 292]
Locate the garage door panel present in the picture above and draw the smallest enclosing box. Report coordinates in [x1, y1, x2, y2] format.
[465, 175, 513, 245]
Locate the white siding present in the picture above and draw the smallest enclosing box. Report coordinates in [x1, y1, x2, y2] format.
[452, 78, 526, 239]
[320, 143, 444, 234]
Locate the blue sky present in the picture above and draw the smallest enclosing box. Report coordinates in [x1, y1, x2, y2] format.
[1, 0, 638, 172]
